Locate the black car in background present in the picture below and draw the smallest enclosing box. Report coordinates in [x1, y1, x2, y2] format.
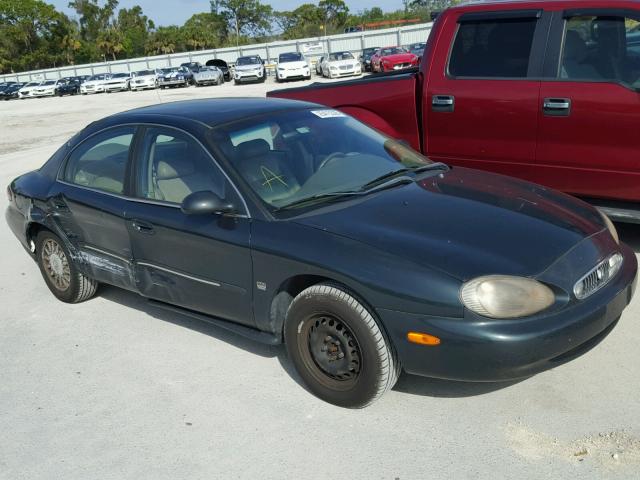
[206, 59, 231, 81]
[359, 47, 379, 71]
[57, 78, 81, 96]
[408, 42, 427, 57]
[0, 82, 25, 100]
[6, 98, 636, 408]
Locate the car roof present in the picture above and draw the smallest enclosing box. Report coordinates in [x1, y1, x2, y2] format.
[453, 0, 638, 11]
[109, 97, 321, 128]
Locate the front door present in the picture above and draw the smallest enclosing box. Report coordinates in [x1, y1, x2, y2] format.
[425, 9, 549, 179]
[126, 125, 254, 326]
[536, 9, 640, 203]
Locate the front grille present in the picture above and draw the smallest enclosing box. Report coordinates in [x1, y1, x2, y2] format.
[339, 65, 351, 70]
[574, 253, 623, 299]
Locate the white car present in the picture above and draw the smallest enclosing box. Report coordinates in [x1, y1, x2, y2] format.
[233, 55, 266, 84]
[103, 72, 132, 93]
[276, 52, 311, 82]
[321, 51, 362, 79]
[31, 79, 64, 97]
[131, 69, 159, 91]
[80, 74, 110, 94]
[18, 81, 42, 99]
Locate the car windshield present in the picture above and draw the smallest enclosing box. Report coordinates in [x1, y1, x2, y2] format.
[134, 70, 154, 76]
[380, 47, 406, 56]
[363, 48, 378, 55]
[89, 75, 106, 81]
[329, 52, 354, 61]
[279, 52, 303, 63]
[112, 73, 128, 78]
[43, 80, 56, 85]
[24, 82, 40, 87]
[209, 109, 432, 211]
[237, 57, 260, 65]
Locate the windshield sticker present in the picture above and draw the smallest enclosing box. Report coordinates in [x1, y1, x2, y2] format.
[310, 109, 346, 119]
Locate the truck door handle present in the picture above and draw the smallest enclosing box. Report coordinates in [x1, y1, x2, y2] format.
[543, 98, 571, 116]
[432, 95, 454, 112]
[131, 219, 155, 234]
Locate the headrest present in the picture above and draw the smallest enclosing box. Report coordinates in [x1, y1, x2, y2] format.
[236, 139, 270, 159]
[156, 157, 196, 180]
[564, 30, 588, 61]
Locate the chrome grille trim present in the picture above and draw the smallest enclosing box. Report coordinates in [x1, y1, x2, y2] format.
[573, 253, 623, 300]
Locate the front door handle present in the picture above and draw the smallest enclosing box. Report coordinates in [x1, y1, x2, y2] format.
[543, 98, 571, 116]
[131, 219, 155, 234]
[432, 95, 455, 113]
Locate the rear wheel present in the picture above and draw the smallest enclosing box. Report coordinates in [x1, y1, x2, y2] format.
[36, 231, 98, 303]
[284, 283, 400, 408]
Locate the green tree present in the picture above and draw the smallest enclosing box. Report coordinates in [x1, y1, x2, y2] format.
[181, 12, 226, 50]
[218, 0, 273, 39]
[96, 26, 124, 60]
[275, 4, 323, 39]
[117, 6, 154, 57]
[145, 26, 183, 55]
[68, 0, 119, 42]
[318, 0, 349, 33]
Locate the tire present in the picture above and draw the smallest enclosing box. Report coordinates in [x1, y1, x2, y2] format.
[36, 230, 98, 304]
[284, 283, 400, 408]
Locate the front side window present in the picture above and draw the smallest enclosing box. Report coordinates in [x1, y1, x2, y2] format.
[63, 127, 134, 195]
[210, 109, 431, 209]
[449, 18, 537, 78]
[135, 127, 230, 205]
[560, 14, 640, 86]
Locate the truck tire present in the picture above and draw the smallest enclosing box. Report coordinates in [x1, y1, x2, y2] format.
[284, 283, 400, 408]
[36, 230, 98, 304]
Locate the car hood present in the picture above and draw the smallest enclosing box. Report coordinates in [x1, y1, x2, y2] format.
[381, 53, 417, 63]
[235, 64, 262, 71]
[279, 61, 308, 69]
[105, 78, 128, 83]
[83, 80, 105, 86]
[134, 75, 156, 80]
[292, 167, 605, 281]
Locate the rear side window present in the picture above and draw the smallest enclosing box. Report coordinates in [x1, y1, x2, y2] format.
[561, 15, 640, 86]
[63, 127, 134, 195]
[449, 18, 538, 78]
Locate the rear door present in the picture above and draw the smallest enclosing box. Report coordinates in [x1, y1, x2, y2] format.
[126, 125, 254, 326]
[425, 9, 550, 179]
[536, 8, 640, 203]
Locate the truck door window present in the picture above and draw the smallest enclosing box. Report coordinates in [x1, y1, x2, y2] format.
[561, 15, 640, 87]
[449, 18, 537, 78]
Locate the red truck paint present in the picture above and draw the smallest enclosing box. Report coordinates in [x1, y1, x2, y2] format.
[269, 0, 640, 215]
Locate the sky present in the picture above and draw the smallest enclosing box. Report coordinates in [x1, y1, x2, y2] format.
[49, 0, 405, 26]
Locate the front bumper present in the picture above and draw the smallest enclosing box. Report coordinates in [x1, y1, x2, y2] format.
[104, 83, 128, 92]
[235, 71, 264, 82]
[379, 243, 637, 381]
[277, 69, 310, 80]
[158, 79, 187, 87]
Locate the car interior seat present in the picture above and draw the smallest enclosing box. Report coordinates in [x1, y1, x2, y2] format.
[561, 30, 602, 79]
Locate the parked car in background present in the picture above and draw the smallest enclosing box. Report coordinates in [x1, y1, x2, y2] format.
[31, 79, 65, 97]
[320, 51, 362, 79]
[206, 59, 231, 81]
[359, 47, 379, 71]
[131, 70, 159, 91]
[0, 83, 25, 100]
[157, 67, 190, 89]
[6, 98, 636, 408]
[18, 81, 41, 99]
[370, 46, 419, 72]
[56, 78, 81, 96]
[80, 74, 110, 94]
[315, 56, 326, 75]
[104, 72, 132, 93]
[0, 82, 16, 93]
[276, 52, 311, 82]
[233, 55, 266, 84]
[270, 0, 640, 222]
[193, 66, 224, 86]
[408, 42, 427, 57]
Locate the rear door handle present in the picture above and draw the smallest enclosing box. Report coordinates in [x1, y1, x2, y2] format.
[543, 98, 571, 116]
[131, 219, 155, 234]
[432, 95, 455, 112]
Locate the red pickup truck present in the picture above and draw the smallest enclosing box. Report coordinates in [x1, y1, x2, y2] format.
[269, 0, 640, 222]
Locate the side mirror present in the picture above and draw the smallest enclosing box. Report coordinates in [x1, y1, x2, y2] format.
[181, 191, 236, 216]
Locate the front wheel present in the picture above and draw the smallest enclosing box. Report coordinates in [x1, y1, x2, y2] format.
[284, 283, 400, 408]
[36, 231, 98, 303]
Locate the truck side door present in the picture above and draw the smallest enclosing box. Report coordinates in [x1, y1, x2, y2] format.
[424, 9, 550, 179]
[536, 8, 640, 205]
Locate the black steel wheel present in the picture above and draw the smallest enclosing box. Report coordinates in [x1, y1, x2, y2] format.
[284, 283, 400, 408]
[36, 230, 98, 303]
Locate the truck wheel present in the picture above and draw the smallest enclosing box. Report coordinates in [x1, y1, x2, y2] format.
[284, 283, 400, 408]
[36, 231, 98, 304]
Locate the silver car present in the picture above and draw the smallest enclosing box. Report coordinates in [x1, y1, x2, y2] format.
[193, 66, 224, 86]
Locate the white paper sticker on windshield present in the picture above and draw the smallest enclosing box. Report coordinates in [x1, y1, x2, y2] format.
[310, 109, 346, 118]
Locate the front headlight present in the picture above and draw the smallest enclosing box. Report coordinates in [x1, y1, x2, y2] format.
[599, 211, 619, 244]
[460, 275, 555, 319]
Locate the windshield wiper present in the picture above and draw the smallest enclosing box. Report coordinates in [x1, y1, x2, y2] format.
[275, 176, 414, 212]
[361, 162, 449, 191]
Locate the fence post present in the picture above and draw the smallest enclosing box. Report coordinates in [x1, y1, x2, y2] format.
[397, 28, 402, 47]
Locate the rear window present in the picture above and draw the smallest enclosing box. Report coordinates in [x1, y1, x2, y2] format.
[448, 18, 537, 78]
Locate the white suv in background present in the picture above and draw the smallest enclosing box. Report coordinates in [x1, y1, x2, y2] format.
[276, 52, 311, 82]
[80, 74, 110, 94]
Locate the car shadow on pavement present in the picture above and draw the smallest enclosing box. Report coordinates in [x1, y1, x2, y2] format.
[393, 374, 524, 398]
[617, 223, 640, 253]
